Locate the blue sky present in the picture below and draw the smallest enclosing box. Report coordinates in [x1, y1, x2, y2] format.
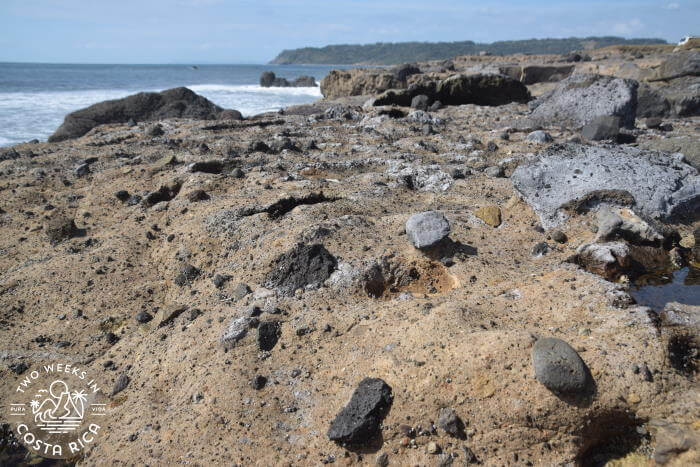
[0, 0, 696, 64]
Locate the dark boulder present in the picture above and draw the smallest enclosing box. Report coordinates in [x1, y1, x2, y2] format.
[532, 337, 590, 395]
[637, 83, 672, 118]
[411, 94, 431, 110]
[49, 87, 225, 142]
[373, 75, 527, 108]
[143, 180, 182, 207]
[258, 320, 281, 351]
[260, 71, 286, 87]
[437, 407, 465, 438]
[651, 51, 700, 81]
[218, 109, 243, 120]
[581, 116, 621, 141]
[519, 65, 574, 85]
[435, 74, 530, 106]
[328, 378, 393, 445]
[511, 144, 700, 228]
[392, 63, 421, 82]
[529, 74, 638, 129]
[638, 78, 700, 118]
[291, 76, 317, 87]
[259, 71, 273, 86]
[264, 243, 337, 295]
[45, 213, 80, 244]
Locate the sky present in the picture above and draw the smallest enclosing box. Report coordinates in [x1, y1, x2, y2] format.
[0, 0, 696, 64]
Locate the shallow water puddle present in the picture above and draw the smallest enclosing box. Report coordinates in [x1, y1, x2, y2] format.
[630, 266, 700, 310]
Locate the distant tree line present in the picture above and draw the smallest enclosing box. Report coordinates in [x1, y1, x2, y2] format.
[270, 37, 667, 65]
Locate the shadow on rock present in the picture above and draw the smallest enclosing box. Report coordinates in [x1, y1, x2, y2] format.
[422, 238, 478, 262]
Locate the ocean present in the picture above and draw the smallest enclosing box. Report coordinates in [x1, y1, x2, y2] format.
[0, 63, 349, 147]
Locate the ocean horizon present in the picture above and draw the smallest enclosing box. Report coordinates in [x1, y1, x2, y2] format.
[0, 62, 351, 147]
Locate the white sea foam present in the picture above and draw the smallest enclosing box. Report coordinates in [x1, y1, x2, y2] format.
[187, 83, 322, 116]
[0, 84, 322, 147]
[187, 83, 322, 96]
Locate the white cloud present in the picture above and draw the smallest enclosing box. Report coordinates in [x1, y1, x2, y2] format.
[664, 2, 680, 10]
[612, 18, 644, 35]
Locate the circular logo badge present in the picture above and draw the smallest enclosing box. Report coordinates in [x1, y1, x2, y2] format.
[7, 362, 108, 459]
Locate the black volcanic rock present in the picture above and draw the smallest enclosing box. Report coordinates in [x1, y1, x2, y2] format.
[264, 243, 337, 295]
[49, 87, 225, 142]
[257, 320, 281, 351]
[436, 73, 530, 106]
[328, 378, 393, 445]
[532, 337, 590, 395]
[260, 71, 317, 88]
[291, 75, 317, 87]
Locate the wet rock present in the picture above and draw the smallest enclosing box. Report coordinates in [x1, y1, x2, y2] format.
[511, 144, 700, 228]
[581, 116, 620, 141]
[291, 75, 317, 87]
[526, 130, 552, 143]
[260, 71, 285, 87]
[258, 320, 281, 351]
[594, 207, 672, 247]
[529, 74, 638, 129]
[174, 264, 200, 286]
[663, 302, 700, 331]
[49, 87, 223, 142]
[264, 243, 337, 295]
[573, 242, 630, 280]
[474, 206, 502, 227]
[532, 337, 590, 395]
[405, 211, 450, 249]
[327, 377, 393, 445]
[437, 407, 464, 438]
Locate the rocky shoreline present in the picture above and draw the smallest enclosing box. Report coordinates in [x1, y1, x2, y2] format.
[1, 44, 698, 465]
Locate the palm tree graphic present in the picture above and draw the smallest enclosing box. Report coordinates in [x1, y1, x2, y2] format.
[69, 390, 87, 419]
